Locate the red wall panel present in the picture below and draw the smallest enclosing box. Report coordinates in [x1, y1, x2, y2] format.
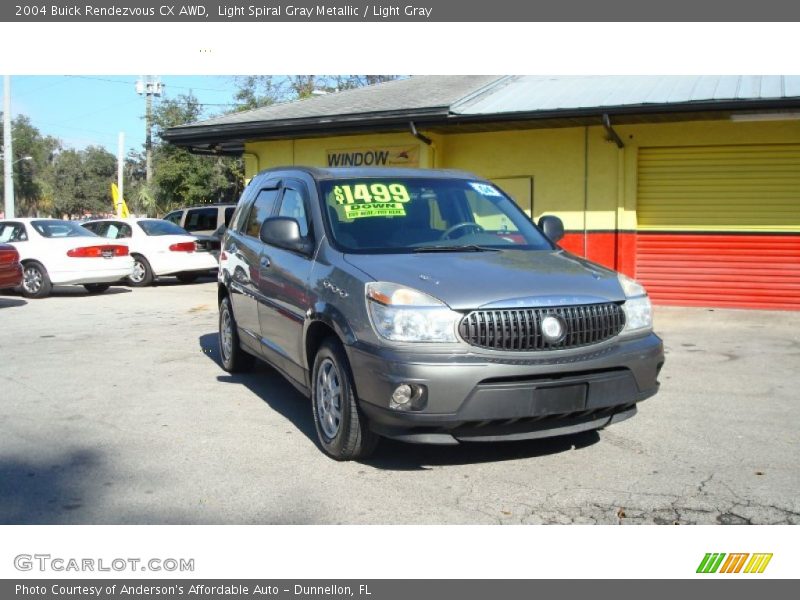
[636, 233, 800, 310]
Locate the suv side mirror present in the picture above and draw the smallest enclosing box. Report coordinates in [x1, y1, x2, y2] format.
[538, 215, 564, 243]
[260, 217, 312, 254]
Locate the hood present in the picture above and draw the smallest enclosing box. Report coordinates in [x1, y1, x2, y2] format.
[344, 250, 625, 311]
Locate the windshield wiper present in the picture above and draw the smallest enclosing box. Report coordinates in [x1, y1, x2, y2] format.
[412, 245, 500, 253]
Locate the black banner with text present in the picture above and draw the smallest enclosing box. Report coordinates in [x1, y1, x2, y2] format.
[3, 0, 800, 22]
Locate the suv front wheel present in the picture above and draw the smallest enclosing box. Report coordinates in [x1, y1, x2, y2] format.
[311, 339, 379, 461]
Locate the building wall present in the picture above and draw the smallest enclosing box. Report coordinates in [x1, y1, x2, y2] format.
[243, 118, 800, 306]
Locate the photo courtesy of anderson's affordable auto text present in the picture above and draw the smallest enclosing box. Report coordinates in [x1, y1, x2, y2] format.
[1, 0, 799, 594]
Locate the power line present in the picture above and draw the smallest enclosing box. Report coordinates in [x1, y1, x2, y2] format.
[65, 75, 234, 93]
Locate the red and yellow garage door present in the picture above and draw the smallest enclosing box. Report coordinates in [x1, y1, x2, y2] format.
[636, 144, 800, 310]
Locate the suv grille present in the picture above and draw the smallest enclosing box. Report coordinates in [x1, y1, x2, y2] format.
[458, 303, 626, 351]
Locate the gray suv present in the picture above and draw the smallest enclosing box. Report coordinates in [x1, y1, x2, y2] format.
[218, 167, 663, 460]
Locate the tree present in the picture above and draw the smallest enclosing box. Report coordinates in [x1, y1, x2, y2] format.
[150, 93, 243, 213]
[45, 146, 117, 217]
[0, 114, 60, 216]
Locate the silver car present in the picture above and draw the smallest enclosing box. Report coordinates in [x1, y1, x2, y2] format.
[217, 167, 664, 460]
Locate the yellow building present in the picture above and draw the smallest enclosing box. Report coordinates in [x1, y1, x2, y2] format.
[164, 76, 800, 310]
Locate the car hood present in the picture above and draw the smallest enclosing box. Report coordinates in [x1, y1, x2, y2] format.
[343, 250, 625, 310]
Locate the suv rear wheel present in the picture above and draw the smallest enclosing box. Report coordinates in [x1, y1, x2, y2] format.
[311, 339, 379, 461]
[219, 295, 254, 373]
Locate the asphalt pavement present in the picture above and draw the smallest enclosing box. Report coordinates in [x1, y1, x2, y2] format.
[1, 280, 798, 524]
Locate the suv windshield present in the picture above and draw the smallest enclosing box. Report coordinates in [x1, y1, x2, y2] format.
[32, 220, 95, 238]
[138, 220, 189, 236]
[319, 177, 553, 253]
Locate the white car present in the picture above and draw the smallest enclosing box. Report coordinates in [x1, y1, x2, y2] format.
[81, 218, 218, 286]
[0, 218, 134, 299]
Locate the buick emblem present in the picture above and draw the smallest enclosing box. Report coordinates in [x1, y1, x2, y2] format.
[541, 315, 565, 343]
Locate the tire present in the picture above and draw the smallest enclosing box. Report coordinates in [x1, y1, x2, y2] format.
[176, 272, 200, 284]
[128, 254, 154, 287]
[218, 295, 254, 373]
[83, 283, 110, 294]
[311, 338, 379, 461]
[21, 261, 53, 299]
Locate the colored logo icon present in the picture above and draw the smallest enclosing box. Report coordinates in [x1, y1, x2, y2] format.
[697, 553, 773, 574]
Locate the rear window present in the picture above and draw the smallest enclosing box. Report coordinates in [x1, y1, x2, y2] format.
[32, 220, 95, 238]
[137, 220, 189, 236]
[184, 207, 218, 232]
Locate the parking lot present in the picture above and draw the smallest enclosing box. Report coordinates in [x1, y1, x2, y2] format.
[1, 280, 798, 525]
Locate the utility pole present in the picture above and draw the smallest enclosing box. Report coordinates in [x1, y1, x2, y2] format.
[117, 132, 124, 217]
[3, 75, 13, 219]
[136, 76, 162, 185]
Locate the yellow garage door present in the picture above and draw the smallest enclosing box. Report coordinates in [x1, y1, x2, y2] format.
[636, 144, 800, 310]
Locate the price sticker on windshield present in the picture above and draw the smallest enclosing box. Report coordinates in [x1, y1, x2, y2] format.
[344, 203, 407, 219]
[332, 183, 411, 205]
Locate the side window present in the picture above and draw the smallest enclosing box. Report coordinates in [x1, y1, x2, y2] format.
[81, 222, 98, 234]
[184, 207, 218, 232]
[164, 211, 183, 226]
[224, 207, 235, 227]
[0, 223, 27, 242]
[277, 188, 309, 237]
[245, 189, 279, 238]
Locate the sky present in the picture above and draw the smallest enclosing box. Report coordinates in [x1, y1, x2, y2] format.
[2, 75, 242, 156]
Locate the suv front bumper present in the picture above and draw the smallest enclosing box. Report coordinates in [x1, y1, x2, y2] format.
[347, 332, 664, 444]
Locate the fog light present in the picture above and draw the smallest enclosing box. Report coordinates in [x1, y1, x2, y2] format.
[390, 383, 427, 411]
[391, 384, 413, 406]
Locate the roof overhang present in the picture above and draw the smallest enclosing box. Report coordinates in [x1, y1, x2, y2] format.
[163, 98, 800, 155]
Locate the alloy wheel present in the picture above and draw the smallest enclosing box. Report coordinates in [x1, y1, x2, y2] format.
[23, 266, 42, 294]
[220, 307, 233, 362]
[130, 260, 146, 283]
[316, 358, 342, 439]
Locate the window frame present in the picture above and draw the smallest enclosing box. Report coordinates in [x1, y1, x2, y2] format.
[243, 183, 281, 240]
[275, 179, 313, 241]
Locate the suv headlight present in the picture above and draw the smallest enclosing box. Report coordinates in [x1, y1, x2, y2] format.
[618, 274, 653, 334]
[366, 282, 460, 342]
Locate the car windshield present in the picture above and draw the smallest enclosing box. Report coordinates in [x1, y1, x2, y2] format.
[31, 220, 95, 238]
[319, 177, 554, 253]
[138, 220, 189, 236]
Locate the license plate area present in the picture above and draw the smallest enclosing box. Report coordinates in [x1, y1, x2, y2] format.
[101, 250, 114, 258]
[532, 383, 588, 414]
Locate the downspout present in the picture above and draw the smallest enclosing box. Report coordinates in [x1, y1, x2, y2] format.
[583, 127, 589, 258]
[409, 121, 432, 146]
[409, 121, 436, 168]
[241, 151, 260, 181]
[602, 114, 625, 149]
[602, 114, 626, 271]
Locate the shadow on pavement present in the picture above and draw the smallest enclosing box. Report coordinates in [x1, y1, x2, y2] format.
[0, 449, 102, 524]
[0, 297, 26, 308]
[364, 431, 600, 470]
[198, 333, 319, 446]
[198, 332, 601, 469]
[1, 286, 133, 299]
